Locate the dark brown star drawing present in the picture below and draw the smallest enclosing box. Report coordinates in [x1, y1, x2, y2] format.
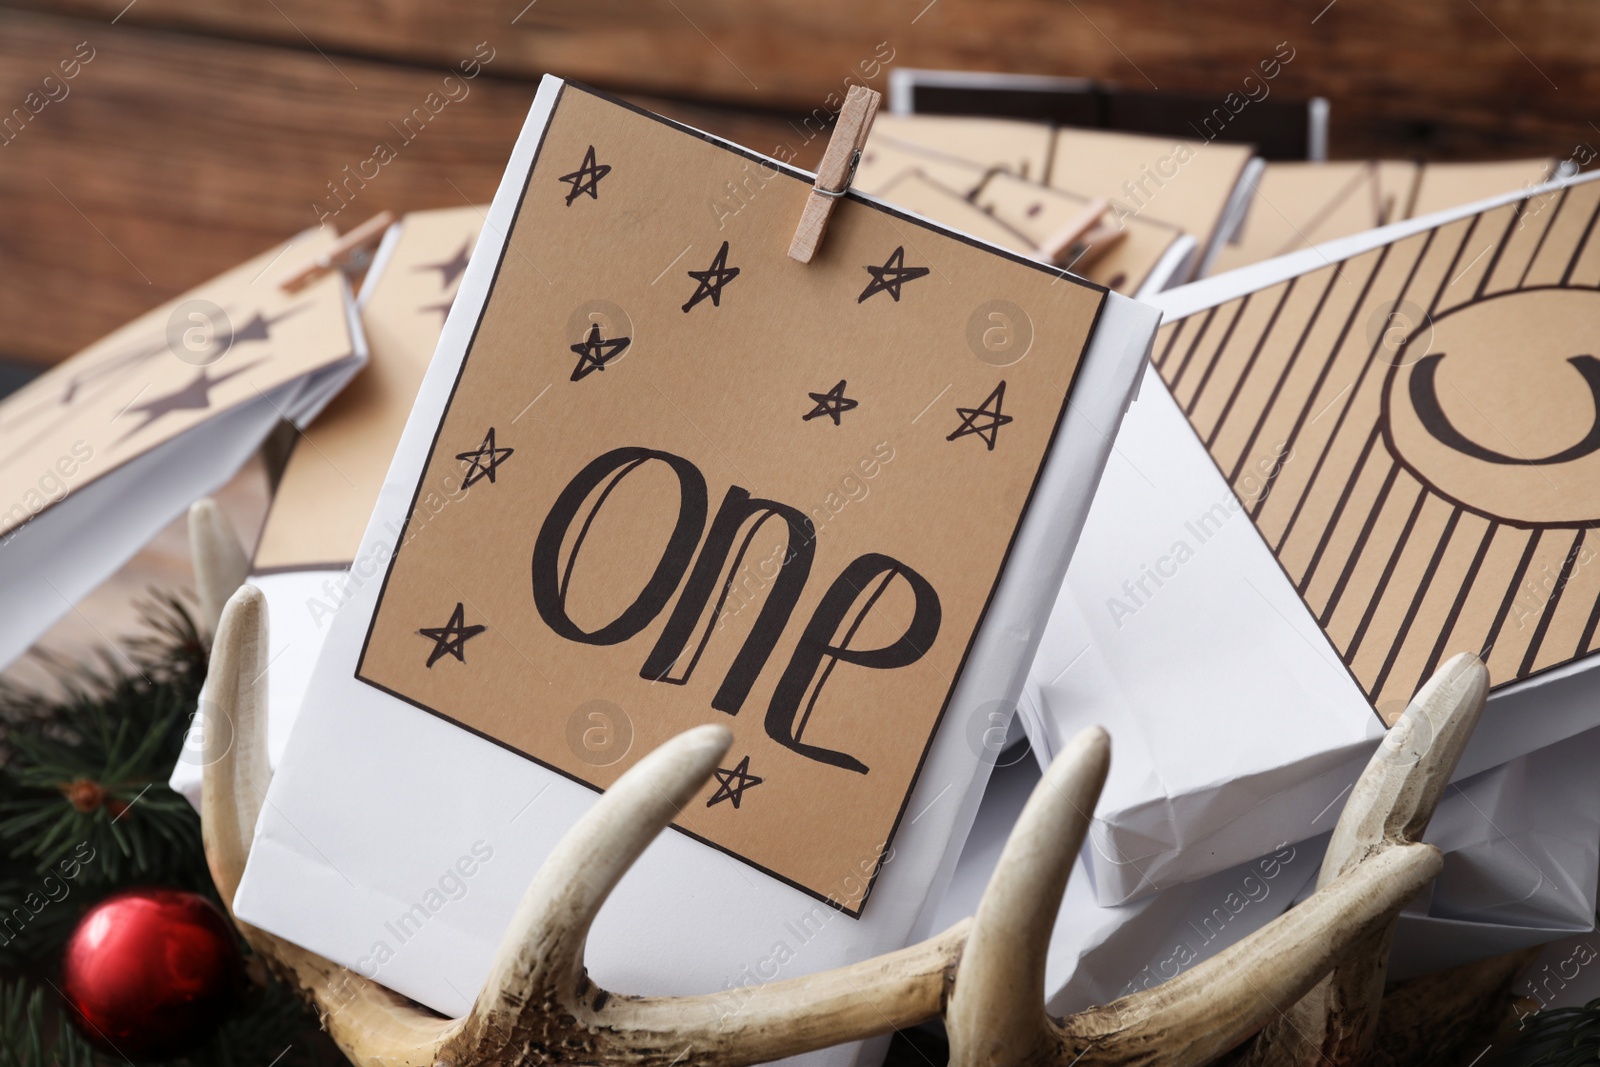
[706, 755, 763, 810]
[682, 241, 740, 313]
[559, 145, 612, 206]
[859, 246, 931, 303]
[416, 240, 471, 289]
[456, 427, 514, 488]
[803, 380, 858, 425]
[418, 602, 487, 668]
[947, 381, 1013, 451]
[569, 322, 632, 380]
[115, 358, 267, 443]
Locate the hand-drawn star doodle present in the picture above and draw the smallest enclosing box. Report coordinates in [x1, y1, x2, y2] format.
[418, 602, 487, 668]
[456, 427, 514, 488]
[558, 145, 612, 206]
[568, 322, 632, 380]
[115, 358, 268, 443]
[706, 755, 763, 810]
[802, 380, 858, 425]
[682, 241, 740, 313]
[947, 381, 1013, 451]
[858, 246, 931, 303]
[416, 240, 472, 289]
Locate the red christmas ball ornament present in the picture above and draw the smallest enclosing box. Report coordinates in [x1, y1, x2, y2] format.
[60, 888, 245, 1060]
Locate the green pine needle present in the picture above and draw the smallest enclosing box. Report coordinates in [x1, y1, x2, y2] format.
[0, 596, 209, 892]
[0, 596, 343, 1065]
[0, 978, 96, 1067]
[1500, 996, 1600, 1066]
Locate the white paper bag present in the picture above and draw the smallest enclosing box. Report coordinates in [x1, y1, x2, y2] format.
[1025, 169, 1600, 904]
[230, 75, 1158, 1061]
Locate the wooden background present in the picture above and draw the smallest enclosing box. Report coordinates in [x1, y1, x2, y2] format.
[0, 0, 1595, 367]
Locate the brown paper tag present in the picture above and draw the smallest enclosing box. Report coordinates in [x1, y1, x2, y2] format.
[1409, 159, 1556, 221]
[871, 114, 1055, 185]
[1210, 162, 1418, 276]
[1048, 127, 1253, 257]
[254, 207, 485, 572]
[1212, 159, 1559, 277]
[0, 232, 354, 541]
[865, 114, 1251, 273]
[354, 85, 1106, 912]
[1154, 179, 1600, 723]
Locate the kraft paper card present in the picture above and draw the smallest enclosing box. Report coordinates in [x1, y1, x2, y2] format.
[871, 171, 1038, 255]
[858, 140, 1189, 296]
[1209, 161, 1419, 275]
[348, 84, 1108, 909]
[1210, 159, 1557, 275]
[855, 133, 990, 198]
[1409, 159, 1556, 220]
[871, 113, 1054, 184]
[234, 76, 1157, 1020]
[253, 206, 485, 572]
[1047, 126, 1255, 263]
[868, 114, 1253, 276]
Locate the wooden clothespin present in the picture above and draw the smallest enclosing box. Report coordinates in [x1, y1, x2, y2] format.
[279, 211, 397, 292]
[788, 87, 881, 263]
[1038, 198, 1126, 270]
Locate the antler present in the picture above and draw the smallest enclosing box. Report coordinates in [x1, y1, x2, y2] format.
[943, 724, 1442, 1067]
[203, 585, 966, 1067]
[188, 498, 249, 638]
[1235, 652, 1489, 1066]
[202, 581, 1478, 1067]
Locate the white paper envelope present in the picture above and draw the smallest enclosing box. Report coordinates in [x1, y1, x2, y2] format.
[1025, 169, 1600, 904]
[232, 75, 1158, 1062]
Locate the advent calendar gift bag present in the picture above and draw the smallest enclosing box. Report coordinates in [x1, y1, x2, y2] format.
[232, 78, 1157, 1063]
[1023, 169, 1600, 907]
[0, 230, 364, 672]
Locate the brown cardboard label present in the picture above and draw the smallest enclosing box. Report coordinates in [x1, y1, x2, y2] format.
[253, 207, 485, 572]
[355, 85, 1106, 912]
[1047, 127, 1253, 257]
[1154, 180, 1600, 722]
[865, 113, 1252, 273]
[0, 232, 354, 541]
[1409, 159, 1555, 220]
[1210, 162, 1419, 276]
[871, 114, 1055, 185]
[1210, 159, 1557, 276]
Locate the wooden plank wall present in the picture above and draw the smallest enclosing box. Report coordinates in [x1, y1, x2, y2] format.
[0, 0, 1594, 366]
